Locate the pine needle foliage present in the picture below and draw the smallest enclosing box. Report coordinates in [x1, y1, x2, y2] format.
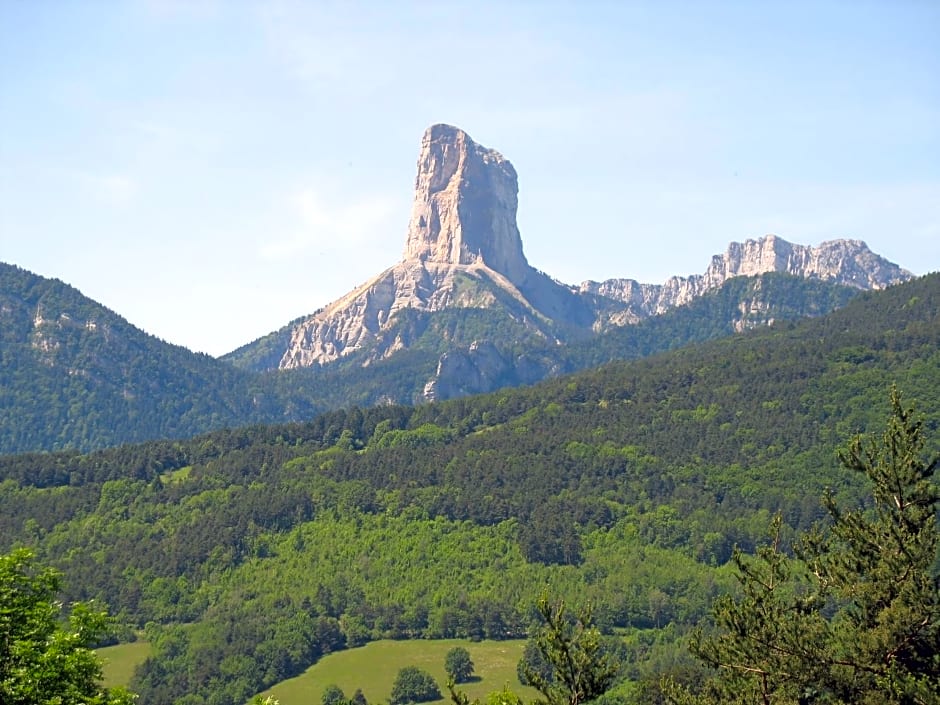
[670, 389, 940, 704]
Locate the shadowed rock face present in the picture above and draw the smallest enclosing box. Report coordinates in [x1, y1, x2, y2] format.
[403, 124, 531, 285]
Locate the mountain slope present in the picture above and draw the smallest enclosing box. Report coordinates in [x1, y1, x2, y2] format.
[281, 272, 863, 408]
[1, 127, 913, 455]
[0, 263, 321, 452]
[0, 261, 891, 454]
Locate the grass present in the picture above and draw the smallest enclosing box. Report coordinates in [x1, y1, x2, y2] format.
[96, 640, 151, 688]
[160, 465, 192, 484]
[254, 639, 538, 705]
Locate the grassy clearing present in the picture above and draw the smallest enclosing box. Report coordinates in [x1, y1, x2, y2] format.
[160, 465, 192, 484]
[254, 639, 537, 705]
[97, 640, 151, 688]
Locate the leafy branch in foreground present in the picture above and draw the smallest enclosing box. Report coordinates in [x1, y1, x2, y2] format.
[0, 548, 136, 705]
[668, 388, 940, 704]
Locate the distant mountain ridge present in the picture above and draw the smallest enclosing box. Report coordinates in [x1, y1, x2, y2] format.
[225, 124, 911, 372]
[0, 260, 878, 454]
[579, 234, 910, 326]
[2, 272, 937, 705]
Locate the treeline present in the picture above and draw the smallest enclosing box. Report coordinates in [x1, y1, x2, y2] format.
[0, 263, 324, 453]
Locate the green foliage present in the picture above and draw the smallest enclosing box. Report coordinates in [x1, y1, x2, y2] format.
[520, 596, 621, 705]
[390, 666, 442, 705]
[0, 548, 135, 705]
[445, 646, 475, 683]
[672, 391, 940, 704]
[0, 262, 324, 454]
[322, 683, 347, 705]
[517, 640, 554, 689]
[0, 275, 937, 703]
[257, 639, 531, 705]
[453, 595, 621, 705]
[0, 261, 875, 455]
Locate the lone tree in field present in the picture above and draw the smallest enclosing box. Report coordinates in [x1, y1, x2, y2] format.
[322, 684, 347, 705]
[391, 666, 442, 705]
[445, 646, 475, 684]
[670, 389, 940, 704]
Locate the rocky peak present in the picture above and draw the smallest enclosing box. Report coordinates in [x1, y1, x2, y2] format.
[702, 235, 909, 291]
[581, 235, 912, 324]
[403, 124, 531, 284]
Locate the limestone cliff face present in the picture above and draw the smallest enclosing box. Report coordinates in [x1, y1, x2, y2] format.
[581, 235, 911, 326]
[404, 124, 530, 284]
[279, 260, 538, 368]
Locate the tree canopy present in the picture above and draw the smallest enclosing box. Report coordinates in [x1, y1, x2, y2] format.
[445, 646, 475, 684]
[671, 390, 940, 704]
[391, 666, 442, 705]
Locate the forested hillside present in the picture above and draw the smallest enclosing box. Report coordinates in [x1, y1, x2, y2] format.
[0, 274, 937, 704]
[1, 260, 862, 454]
[0, 263, 323, 451]
[228, 272, 864, 412]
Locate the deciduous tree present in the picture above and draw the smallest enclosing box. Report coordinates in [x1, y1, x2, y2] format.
[445, 646, 475, 684]
[0, 548, 135, 705]
[322, 683, 347, 705]
[391, 665, 441, 705]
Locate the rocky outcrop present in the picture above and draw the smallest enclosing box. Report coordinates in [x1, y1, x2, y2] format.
[581, 235, 912, 327]
[422, 340, 509, 401]
[422, 340, 567, 402]
[404, 124, 530, 284]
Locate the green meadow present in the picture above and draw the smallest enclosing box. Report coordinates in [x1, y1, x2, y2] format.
[97, 640, 151, 688]
[253, 639, 537, 705]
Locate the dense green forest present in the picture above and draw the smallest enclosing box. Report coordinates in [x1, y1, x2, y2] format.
[0, 263, 321, 451]
[1, 259, 864, 453]
[1, 273, 937, 704]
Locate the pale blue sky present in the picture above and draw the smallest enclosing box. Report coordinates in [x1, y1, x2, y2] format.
[1, 0, 938, 356]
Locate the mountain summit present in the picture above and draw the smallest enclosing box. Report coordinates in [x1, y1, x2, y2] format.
[263, 125, 588, 369]
[227, 125, 912, 372]
[404, 124, 530, 284]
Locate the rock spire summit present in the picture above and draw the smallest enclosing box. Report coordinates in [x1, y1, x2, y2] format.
[403, 124, 531, 284]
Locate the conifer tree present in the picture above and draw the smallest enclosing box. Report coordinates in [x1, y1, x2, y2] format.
[521, 595, 621, 705]
[670, 389, 940, 704]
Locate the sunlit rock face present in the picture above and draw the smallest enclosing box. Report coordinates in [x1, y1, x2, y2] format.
[579, 235, 912, 323]
[279, 125, 549, 369]
[403, 124, 531, 285]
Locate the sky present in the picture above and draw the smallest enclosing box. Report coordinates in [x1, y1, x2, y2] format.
[1, 1, 938, 356]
